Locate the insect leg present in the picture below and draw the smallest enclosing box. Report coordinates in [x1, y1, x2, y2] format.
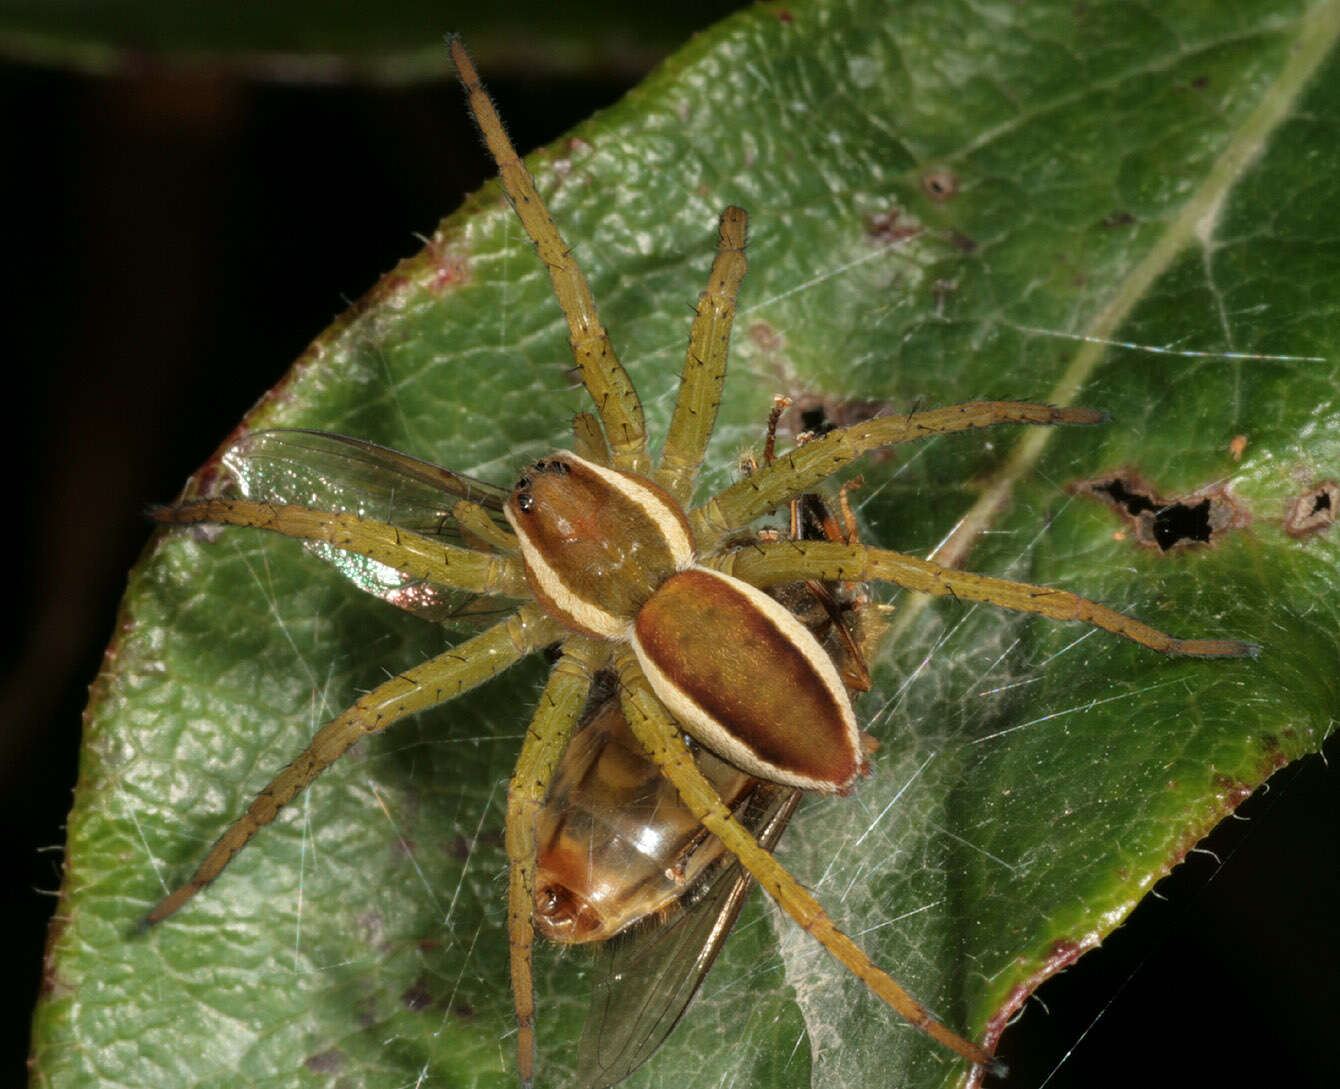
[144, 605, 565, 925]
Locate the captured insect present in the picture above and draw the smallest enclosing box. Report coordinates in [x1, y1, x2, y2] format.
[145, 36, 1256, 1087]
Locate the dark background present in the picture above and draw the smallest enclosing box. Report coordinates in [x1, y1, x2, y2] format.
[5, 49, 1337, 1089]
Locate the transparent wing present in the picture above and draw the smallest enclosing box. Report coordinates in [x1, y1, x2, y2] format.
[575, 784, 801, 1089]
[223, 429, 512, 531]
[223, 429, 515, 625]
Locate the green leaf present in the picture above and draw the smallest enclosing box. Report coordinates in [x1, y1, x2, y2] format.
[33, 2, 1340, 1088]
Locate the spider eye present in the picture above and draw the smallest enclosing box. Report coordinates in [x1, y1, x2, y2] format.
[530, 458, 571, 477]
[516, 492, 535, 514]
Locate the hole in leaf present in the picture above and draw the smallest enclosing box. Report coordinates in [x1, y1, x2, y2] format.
[1283, 480, 1337, 538]
[1069, 471, 1248, 552]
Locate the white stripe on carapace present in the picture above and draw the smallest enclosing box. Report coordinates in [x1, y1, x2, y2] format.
[561, 451, 695, 569]
[630, 565, 862, 793]
[505, 505, 631, 639]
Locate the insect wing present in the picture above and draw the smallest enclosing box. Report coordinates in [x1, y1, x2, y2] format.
[223, 429, 513, 624]
[575, 785, 801, 1089]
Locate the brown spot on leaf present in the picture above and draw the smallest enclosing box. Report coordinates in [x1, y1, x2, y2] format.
[1283, 480, 1337, 537]
[921, 168, 959, 202]
[304, 1049, 345, 1074]
[946, 229, 977, 253]
[41, 911, 71, 998]
[401, 977, 433, 1012]
[1069, 470, 1249, 551]
[749, 320, 785, 352]
[865, 208, 923, 245]
[1211, 773, 1255, 809]
[1101, 211, 1135, 228]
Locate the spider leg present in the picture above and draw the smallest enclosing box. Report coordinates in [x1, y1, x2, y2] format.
[155, 499, 529, 598]
[448, 38, 648, 473]
[452, 500, 520, 554]
[505, 636, 608, 1088]
[571, 411, 611, 466]
[611, 645, 1002, 1073]
[715, 540, 1258, 658]
[656, 206, 748, 506]
[691, 401, 1108, 545]
[144, 605, 565, 925]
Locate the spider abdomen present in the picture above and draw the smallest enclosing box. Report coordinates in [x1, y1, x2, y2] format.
[632, 566, 866, 793]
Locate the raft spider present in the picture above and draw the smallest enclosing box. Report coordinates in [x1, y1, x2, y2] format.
[145, 37, 1254, 1086]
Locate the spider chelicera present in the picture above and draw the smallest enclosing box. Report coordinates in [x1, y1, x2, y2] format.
[146, 37, 1254, 1087]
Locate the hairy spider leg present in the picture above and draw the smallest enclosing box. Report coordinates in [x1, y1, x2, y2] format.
[449, 37, 648, 474]
[692, 401, 1110, 547]
[144, 594, 563, 925]
[570, 411, 612, 466]
[452, 498, 522, 554]
[656, 206, 748, 506]
[154, 499, 529, 596]
[506, 636, 608, 1087]
[612, 644, 1003, 1073]
[716, 541, 1258, 658]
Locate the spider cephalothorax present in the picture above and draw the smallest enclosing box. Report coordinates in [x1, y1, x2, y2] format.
[146, 37, 1254, 1088]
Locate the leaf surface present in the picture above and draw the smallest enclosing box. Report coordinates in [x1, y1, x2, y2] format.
[32, 2, 1340, 1088]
